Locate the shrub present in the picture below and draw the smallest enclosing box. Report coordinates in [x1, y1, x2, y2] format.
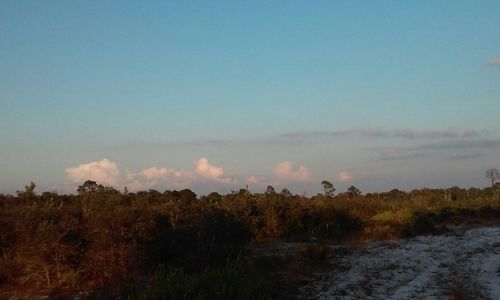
[402, 211, 437, 236]
[136, 262, 274, 300]
[148, 209, 250, 270]
[298, 244, 330, 262]
[3, 182, 500, 298]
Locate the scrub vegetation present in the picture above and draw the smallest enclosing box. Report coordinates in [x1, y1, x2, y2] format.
[1, 180, 499, 298]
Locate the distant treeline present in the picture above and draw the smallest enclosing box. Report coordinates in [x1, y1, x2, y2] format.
[1, 180, 499, 298]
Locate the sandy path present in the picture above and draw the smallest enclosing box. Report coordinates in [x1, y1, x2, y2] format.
[300, 226, 500, 299]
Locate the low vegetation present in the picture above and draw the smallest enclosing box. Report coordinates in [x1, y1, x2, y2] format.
[297, 244, 330, 262]
[1, 180, 499, 298]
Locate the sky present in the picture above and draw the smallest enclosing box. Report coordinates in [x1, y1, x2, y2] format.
[1, 1, 500, 195]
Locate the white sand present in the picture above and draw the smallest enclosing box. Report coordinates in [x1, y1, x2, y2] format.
[300, 226, 500, 299]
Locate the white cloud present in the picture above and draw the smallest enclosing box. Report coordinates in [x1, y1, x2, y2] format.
[246, 176, 259, 184]
[195, 158, 224, 179]
[65, 159, 120, 186]
[125, 167, 193, 191]
[245, 175, 267, 186]
[65, 158, 314, 192]
[194, 157, 237, 184]
[66, 157, 238, 191]
[274, 161, 312, 182]
[336, 171, 353, 182]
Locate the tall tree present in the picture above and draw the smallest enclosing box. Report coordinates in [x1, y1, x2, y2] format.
[16, 181, 36, 199]
[347, 185, 361, 198]
[321, 180, 335, 197]
[280, 188, 292, 197]
[77, 180, 104, 196]
[486, 168, 499, 189]
[265, 185, 276, 195]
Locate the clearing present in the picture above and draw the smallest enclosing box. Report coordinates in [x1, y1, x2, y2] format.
[299, 226, 500, 299]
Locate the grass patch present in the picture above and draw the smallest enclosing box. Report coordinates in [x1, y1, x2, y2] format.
[371, 209, 412, 224]
[136, 261, 274, 300]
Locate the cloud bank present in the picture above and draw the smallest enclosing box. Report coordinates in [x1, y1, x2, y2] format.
[280, 127, 485, 140]
[66, 157, 237, 192]
[374, 138, 500, 161]
[66, 158, 315, 192]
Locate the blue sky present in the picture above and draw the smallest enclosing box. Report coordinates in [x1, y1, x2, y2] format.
[1, 1, 499, 195]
